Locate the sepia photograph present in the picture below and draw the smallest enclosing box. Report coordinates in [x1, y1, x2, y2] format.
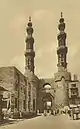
[0, 0, 80, 129]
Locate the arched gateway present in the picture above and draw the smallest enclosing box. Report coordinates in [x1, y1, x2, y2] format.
[38, 83, 55, 114]
[42, 93, 54, 114]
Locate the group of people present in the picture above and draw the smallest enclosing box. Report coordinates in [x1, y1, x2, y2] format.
[43, 108, 70, 116]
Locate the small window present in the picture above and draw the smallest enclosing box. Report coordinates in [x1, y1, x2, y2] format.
[72, 91, 75, 94]
[72, 84, 76, 88]
[28, 101, 30, 110]
[72, 99, 75, 104]
[15, 98, 17, 108]
[33, 99, 35, 110]
[23, 100, 26, 110]
[21, 87, 23, 91]
[24, 79, 27, 85]
[24, 88, 26, 94]
[15, 84, 18, 91]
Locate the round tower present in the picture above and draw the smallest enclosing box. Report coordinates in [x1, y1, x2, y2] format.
[24, 17, 35, 75]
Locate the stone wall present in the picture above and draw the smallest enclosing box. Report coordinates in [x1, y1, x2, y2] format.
[0, 66, 40, 117]
[27, 73, 39, 113]
[54, 78, 68, 107]
[0, 66, 27, 113]
[54, 71, 71, 107]
[0, 66, 14, 91]
[13, 67, 26, 112]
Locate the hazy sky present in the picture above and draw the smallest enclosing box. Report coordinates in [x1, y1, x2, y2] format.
[0, 0, 80, 78]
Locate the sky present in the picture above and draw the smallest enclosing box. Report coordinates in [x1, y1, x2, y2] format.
[0, 0, 80, 79]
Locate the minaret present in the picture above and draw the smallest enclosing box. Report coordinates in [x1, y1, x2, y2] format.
[24, 17, 35, 74]
[54, 13, 71, 107]
[57, 12, 68, 72]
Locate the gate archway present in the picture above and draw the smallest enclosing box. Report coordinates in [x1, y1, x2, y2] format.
[42, 93, 54, 113]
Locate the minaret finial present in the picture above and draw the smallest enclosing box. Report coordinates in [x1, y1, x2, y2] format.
[29, 16, 31, 22]
[61, 12, 63, 18]
[27, 16, 32, 27]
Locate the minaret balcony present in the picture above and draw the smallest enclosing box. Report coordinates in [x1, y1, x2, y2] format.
[57, 46, 67, 54]
[57, 62, 67, 67]
[24, 50, 35, 57]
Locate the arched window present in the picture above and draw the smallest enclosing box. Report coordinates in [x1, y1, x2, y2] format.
[43, 84, 51, 90]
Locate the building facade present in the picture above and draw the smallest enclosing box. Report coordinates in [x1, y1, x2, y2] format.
[0, 13, 80, 117]
[68, 79, 80, 106]
[0, 66, 38, 117]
